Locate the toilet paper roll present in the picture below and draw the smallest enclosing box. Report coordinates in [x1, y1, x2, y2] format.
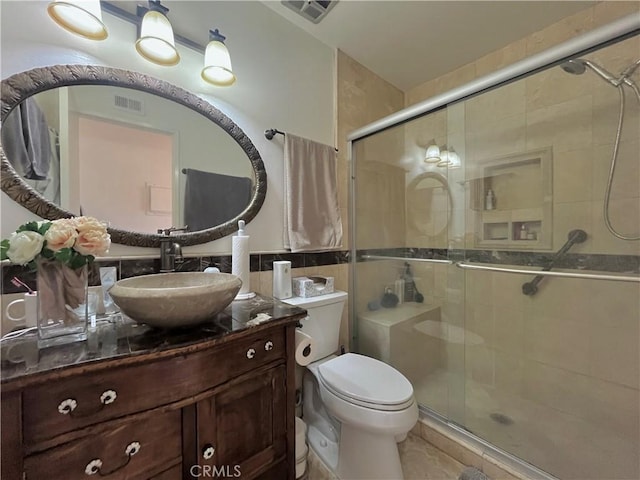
[295, 329, 315, 366]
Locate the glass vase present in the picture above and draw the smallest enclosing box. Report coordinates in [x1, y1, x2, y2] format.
[37, 259, 88, 348]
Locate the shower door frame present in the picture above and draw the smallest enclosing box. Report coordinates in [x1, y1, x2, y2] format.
[348, 12, 640, 480]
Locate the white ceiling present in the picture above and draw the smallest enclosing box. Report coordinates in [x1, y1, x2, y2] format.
[262, 0, 596, 90]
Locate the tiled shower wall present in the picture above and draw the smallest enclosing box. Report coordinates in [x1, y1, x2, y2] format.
[350, 2, 639, 478]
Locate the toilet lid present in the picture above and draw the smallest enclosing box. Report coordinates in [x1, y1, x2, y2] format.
[318, 353, 414, 409]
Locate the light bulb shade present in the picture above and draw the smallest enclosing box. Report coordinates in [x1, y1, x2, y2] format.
[447, 150, 461, 169]
[425, 144, 441, 163]
[437, 149, 451, 167]
[136, 10, 180, 66]
[202, 40, 236, 86]
[47, 0, 108, 40]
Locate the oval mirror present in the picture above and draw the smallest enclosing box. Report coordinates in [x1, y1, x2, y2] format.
[1, 65, 266, 247]
[406, 172, 451, 237]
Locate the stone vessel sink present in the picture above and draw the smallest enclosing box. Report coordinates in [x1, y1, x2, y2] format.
[110, 272, 242, 328]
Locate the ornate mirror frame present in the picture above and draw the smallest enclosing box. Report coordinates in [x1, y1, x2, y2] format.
[1, 65, 267, 247]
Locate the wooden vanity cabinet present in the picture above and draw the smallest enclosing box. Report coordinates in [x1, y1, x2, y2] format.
[1, 320, 299, 480]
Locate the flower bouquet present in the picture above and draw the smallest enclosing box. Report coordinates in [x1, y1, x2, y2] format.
[1, 217, 110, 347]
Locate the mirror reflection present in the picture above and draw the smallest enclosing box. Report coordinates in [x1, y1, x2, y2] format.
[406, 172, 451, 237]
[1, 85, 255, 234]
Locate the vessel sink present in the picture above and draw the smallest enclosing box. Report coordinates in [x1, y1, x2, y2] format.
[110, 272, 242, 328]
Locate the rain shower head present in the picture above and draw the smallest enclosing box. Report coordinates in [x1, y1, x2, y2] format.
[560, 58, 619, 86]
[560, 59, 587, 75]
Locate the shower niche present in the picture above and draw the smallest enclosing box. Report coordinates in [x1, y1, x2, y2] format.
[471, 148, 553, 249]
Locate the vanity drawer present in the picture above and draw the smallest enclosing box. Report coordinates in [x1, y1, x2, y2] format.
[24, 409, 181, 480]
[23, 327, 286, 447]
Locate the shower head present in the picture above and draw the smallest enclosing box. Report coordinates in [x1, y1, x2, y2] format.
[560, 59, 587, 75]
[560, 58, 618, 86]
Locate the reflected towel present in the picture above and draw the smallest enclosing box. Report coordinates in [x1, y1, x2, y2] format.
[183, 168, 252, 231]
[1, 97, 51, 179]
[284, 133, 342, 252]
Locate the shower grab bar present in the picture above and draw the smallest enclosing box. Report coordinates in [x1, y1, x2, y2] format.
[361, 255, 453, 264]
[521, 229, 588, 296]
[455, 262, 640, 283]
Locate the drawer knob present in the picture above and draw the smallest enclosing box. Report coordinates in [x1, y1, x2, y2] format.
[246, 348, 256, 359]
[84, 441, 141, 476]
[202, 444, 216, 460]
[58, 398, 78, 415]
[58, 389, 117, 417]
[264, 341, 274, 351]
[100, 389, 117, 405]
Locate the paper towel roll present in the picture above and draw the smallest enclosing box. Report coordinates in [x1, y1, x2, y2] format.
[232, 220, 254, 300]
[232, 235, 249, 294]
[295, 329, 315, 366]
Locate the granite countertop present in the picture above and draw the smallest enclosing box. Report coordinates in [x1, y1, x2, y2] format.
[0, 293, 306, 386]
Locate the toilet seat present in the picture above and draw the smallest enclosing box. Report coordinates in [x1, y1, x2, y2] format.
[318, 353, 414, 412]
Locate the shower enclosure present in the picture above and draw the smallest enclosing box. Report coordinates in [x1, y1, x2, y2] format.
[350, 15, 639, 480]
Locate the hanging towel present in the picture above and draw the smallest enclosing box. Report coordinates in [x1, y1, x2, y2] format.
[284, 133, 343, 252]
[183, 168, 253, 231]
[0, 97, 51, 179]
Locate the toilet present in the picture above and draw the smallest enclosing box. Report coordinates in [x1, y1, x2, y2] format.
[284, 291, 418, 480]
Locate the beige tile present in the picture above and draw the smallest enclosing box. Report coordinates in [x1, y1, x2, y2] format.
[591, 140, 640, 201]
[493, 351, 524, 396]
[420, 423, 466, 462]
[584, 375, 640, 442]
[492, 306, 525, 356]
[526, 7, 594, 56]
[475, 38, 528, 78]
[399, 432, 466, 480]
[466, 80, 526, 126]
[465, 345, 494, 386]
[525, 61, 598, 111]
[466, 112, 526, 163]
[522, 360, 591, 417]
[592, 82, 640, 148]
[525, 95, 592, 154]
[553, 147, 593, 203]
[524, 312, 590, 374]
[589, 196, 640, 254]
[588, 320, 639, 389]
[593, 1, 640, 27]
[481, 454, 521, 480]
[552, 201, 592, 251]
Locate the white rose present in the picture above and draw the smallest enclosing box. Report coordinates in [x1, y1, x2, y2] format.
[7, 230, 45, 265]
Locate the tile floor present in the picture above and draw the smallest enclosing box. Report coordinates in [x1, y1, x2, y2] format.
[306, 432, 467, 480]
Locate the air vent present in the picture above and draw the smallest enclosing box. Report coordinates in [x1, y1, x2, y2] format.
[113, 94, 144, 115]
[282, 0, 337, 24]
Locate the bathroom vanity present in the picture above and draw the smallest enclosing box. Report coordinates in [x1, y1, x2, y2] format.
[0, 294, 305, 480]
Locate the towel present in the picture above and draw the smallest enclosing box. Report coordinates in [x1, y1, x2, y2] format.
[183, 168, 253, 231]
[1, 97, 51, 180]
[284, 133, 343, 252]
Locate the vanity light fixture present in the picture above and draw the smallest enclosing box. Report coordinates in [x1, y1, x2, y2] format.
[47, 0, 108, 40]
[437, 148, 451, 167]
[201, 29, 236, 86]
[135, 0, 180, 66]
[447, 149, 461, 169]
[425, 142, 441, 163]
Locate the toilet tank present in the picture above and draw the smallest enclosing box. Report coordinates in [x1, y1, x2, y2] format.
[283, 291, 347, 362]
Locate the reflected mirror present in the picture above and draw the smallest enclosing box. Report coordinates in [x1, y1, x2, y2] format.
[1, 65, 266, 247]
[406, 172, 451, 237]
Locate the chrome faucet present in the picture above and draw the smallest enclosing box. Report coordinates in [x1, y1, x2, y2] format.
[158, 226, 188, 272]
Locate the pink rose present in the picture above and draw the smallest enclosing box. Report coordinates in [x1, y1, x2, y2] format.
[69, 216, 110, 256]
[74, 229, 111, 256]
[71, 216, 106, 233]
[44, 219, 78, 251]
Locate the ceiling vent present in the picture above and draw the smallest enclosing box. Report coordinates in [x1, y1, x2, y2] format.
[282, 1, 337, 24]
[113, 94, 144, 115]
